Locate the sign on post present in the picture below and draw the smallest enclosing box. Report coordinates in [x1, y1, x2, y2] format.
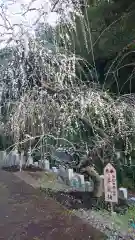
[104, 163, 118, 203]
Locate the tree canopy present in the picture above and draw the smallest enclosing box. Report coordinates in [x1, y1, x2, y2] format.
[0, 0, 135, 168]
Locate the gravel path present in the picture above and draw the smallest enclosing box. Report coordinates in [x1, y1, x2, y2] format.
[0, 170, 105, 240]
[14, 171, 133, 240]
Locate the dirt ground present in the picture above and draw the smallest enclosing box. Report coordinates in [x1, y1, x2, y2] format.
[0, 170, 106, 240]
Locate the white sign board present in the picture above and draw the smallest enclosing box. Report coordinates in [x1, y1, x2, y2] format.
[104, 163, 118, 203]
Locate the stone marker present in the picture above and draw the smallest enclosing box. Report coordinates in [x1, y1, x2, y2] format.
[70, 176, 80, 189]
[85, 180, 94, 192]
[66, 168, 74, 182]
[77, 174, 85, 185]
[0, 151, 6, 167]
[104, 163, 118, 203]
[7, 152, 13, 167]
[15, 152, 20, 166]
[27, 156, 33, 165]
[74, 174, 85, 191]
[119, 188, 128, 200]
[20, 152, 25, 171]
[38, 160, 42, 168]
[59, 165, 67, 181]
[34, 161, 39, 167]
[52, 166, 59, 174]
[44, 159, 50, 170]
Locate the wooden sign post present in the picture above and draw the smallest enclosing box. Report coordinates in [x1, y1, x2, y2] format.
[104, 163, 118, 214]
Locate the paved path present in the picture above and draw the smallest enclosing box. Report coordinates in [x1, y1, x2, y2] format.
[0, 170, 105, 240]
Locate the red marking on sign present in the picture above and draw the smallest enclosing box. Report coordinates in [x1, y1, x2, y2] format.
[104, 163, 118, 203]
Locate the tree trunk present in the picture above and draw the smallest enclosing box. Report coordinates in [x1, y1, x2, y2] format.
[81, 166, 103, 198]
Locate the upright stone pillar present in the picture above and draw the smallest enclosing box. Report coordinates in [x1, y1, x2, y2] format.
[0, 151, 6, 168]
[27, 156, 33, 166]
[44, 159, 50, 170]
[20, 152, 25, 171]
